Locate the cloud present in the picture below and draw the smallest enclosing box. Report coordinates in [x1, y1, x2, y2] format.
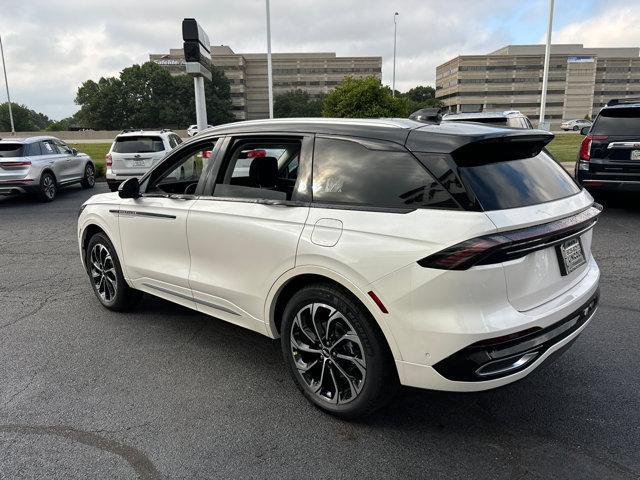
[552, 6, 640, 47]
[0, 0, 635, 119]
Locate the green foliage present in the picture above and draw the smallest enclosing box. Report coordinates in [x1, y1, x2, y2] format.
[274, 89, 324, 118]
[322, 76, 409, 118]
[546, 134, 582, 164]
[75, 62, 234, 130]
[401, 85, 442, 113]
[0, 103, 51, 131]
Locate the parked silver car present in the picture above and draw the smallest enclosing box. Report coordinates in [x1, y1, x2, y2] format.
[561, 118, 592, 131]
[0, 136, 95, 201]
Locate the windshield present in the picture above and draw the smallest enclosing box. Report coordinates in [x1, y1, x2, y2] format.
[0, 144, 25, 157]
[112, 136, 165, 153]
[591, 108, 640, 136]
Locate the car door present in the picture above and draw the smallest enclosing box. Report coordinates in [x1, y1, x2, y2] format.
[117, 138, 220, 310]
[54, 139, 82, 182]
[186, 134, 312, 333]
[40, 140, 67, 181]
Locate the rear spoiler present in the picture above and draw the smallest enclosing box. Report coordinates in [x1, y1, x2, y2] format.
[406, 122, 554, 165]
[450, 132, 554, 166]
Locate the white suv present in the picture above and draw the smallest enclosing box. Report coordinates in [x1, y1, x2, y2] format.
[79, 118, 600, 418]
[105, 129, 183, 191]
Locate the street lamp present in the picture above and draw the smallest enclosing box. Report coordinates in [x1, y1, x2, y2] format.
[538, 0, 554, 130]
[0, 35, 15, 135]
[266, 0, 274, 119]
[392, 12, 399, 97]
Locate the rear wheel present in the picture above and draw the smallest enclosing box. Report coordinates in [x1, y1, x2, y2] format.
[81, 163, 95, 189]
[281, 283, 398, 418]
[86, 232, 142, 311]
[37, 172, 57, 202]
[573, 125, 579, 131]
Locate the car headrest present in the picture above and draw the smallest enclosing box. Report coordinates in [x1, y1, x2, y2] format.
[249, 156, 278, 188]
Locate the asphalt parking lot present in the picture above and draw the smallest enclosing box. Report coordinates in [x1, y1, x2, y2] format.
[0, 184, 638, 480]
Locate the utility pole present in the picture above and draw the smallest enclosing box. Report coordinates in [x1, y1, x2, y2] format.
[538, 0, 554, 130]
[266, 0, 274, 118]
[0, 35, 15, 135]
[392, 12, 399, 97]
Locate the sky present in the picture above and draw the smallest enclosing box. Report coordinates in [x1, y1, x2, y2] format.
[0, 0, 639, 120]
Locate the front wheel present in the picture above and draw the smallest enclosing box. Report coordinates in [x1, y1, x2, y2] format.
[281, 283, 398, 418]
[86, 232, 141, 311]
[81, 163, 95, 189]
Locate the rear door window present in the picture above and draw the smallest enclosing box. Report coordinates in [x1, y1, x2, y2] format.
[113, 136, 165, 153]
[312, 137, 457, 210]
[591, 108, 640, 136]
[0, 144, 25, 157]
[458, 151, 580, 211]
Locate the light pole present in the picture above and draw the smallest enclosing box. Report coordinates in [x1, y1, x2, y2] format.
[0, 35, 15, 135]
[392, 12, 399, 97]
[265, 0, 274, 118]
[538, 0, 554, 130]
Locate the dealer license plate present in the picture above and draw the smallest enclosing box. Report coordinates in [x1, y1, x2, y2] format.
[556, 237, 586, 276]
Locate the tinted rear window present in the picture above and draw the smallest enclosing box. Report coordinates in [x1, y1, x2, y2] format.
[445, 117, 508, 126]
[591, 107, 640, 136]
[458, 151, 580, 210]
[312, 137, 458, 210]
[113, 136, 164, 153]
[0, 144, 24, 157]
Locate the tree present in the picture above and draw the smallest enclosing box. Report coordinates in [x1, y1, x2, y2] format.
[401, 85, 442, 113]
[322, 76, 409, 118]
[0, 103, 52, 131]
[274, 89, 324, 118]
[74, 61, 234, 130]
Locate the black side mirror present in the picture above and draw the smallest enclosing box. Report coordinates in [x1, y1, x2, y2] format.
[580, 126, 590, 136]
[118, 177, 140, 199]
[71, 148, 78, 156]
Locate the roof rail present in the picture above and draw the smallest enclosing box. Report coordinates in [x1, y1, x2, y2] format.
[121, 128, 143, 133]
[160, 128, 173, 133]
[606, 97, 640, 107]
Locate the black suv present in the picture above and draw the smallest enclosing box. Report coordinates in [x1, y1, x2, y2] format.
[576, 98, 640, 191]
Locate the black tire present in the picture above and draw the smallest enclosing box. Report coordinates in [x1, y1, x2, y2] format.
[37, 171, 57, 202]
[281, 283, 398, 419]
[81, 163, 96, 189]
[573, 125, 579, 131]
[86, 232, 142, 311]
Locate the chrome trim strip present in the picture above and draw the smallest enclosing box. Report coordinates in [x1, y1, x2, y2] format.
[583, 179, 640, 184]
[108, 209, 176, 219]
[607, 142, 640, 149]
[475, 351, 539, 377]
[142, 283, 240, 316]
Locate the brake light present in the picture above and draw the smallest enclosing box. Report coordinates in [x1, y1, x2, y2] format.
[105, 153, 112, 167]
[579, 135, 608, 161]
[247, 149, 267, 158]
[202, 150, 213, 159]
[418, 205, 602, 270]
[0, 161, 31, 167]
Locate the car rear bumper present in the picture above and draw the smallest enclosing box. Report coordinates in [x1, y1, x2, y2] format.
[0, 180, 37, 195]
[382, 255, 600, 392]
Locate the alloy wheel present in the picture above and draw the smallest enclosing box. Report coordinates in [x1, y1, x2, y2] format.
[290, 303, 367, 404]
[85, 164, 95, 186]
[42, 175, 56, 199]
[90, 243, 118, 303]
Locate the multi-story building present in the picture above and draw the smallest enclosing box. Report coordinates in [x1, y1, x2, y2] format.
[436, 44, 640, 130]
[150, 46, 382, 121]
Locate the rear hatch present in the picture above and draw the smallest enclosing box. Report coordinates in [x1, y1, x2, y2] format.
[410, 124, 598, 312]
[587, 106, 640, 179]
[110, 135, 166, 176]
[0, 143, 31, 182]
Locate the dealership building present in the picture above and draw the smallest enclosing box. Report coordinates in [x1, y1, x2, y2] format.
[436, 44, 640, 129]
[150, 46, 382, 121]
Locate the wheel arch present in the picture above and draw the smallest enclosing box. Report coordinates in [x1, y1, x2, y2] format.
[265, 266, 402, 361]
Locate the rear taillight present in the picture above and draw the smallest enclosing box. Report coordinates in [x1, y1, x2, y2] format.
[418, 205, 602, 270]
[579, 135, 608, 161]
[0, 160, 31, 167]
[202, 150, 213, 159]
[105, 153, 112, 167]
